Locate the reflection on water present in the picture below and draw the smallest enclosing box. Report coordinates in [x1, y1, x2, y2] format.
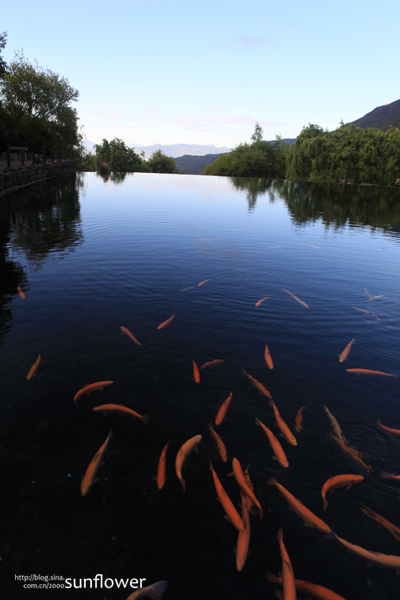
[1, 172, 400, 600]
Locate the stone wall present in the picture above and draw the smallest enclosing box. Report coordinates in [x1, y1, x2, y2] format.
[0, 161, 76, 198]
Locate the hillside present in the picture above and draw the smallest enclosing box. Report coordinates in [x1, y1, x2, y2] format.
[174, 153, 230, 174]
[347, 99, 400, 130]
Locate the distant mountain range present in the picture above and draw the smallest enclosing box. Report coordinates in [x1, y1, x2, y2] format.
[347, 99, 400, 130]
[128, 143, 232, 160]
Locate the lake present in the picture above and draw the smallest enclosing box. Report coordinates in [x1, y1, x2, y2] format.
[1, 171, 400, 600]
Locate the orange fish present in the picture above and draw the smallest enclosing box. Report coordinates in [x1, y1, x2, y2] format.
[215, 390, 233, 426]
[157, 313, 175, 330]
[236, 495, 251, 571]
[240, 465, 254, 512]
[74, 381, 113, 406]
[255, 296, 269, 307]
[17, 286, 25, 299]
[324, 406, 346, 442]
[92, 404, 149, 424]
[193, 360, 200, 383]
[267, 573, 347, 600]
[264, 344, 274, 369]
[266, 478, 331, 533]
[354, 307, 369, 314]
[381, 471, 400, 480]
[242, 370, 272, 398]
[208, 424, 228, 462]
[200, 359, 224, 369]
[295, 405, 306, 432]
[232, 458, 263, 518]
[338, 338, 355, 363]
[120, 326, 141, 345]
[346, 369, 398, 377]
[281, 288, 309, 308]
[255, 418, 289, 468]
[377, 419, 400, 436]
[277, 529, 296, 600]
[209, 461, 244, 531]
[126, 580, 168, 600]
[175, 434, 202, 491]
[81, 429, 113, 496]
[156, 441, 170, 490]
[330, 435, 372, 472]
[329, 531, 400, 571]
[321, 474, 364, 511]
[198, 279, 210, 287]
[269, 399, 297, 446]
[26, 354, 41, 380]
[361, 505, 400, 542]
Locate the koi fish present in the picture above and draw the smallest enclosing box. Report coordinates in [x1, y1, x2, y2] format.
[209, 461, 244, 531]
[81, 429, 113, 496]
[328, 531, 400, 572]
[269, 400, 297, 446]
[200, 359, 224, 369]
[281, 288, 309, 308]
[367, 295, 383, 301]
[236, 495, 251, 571]
[126, 580, 168, 600]
[377, 419, 400, 436]
[255, 418, 289, 468]
[255, 297, 269, 307]
[175, 434, 202, 491]
[321, 474, 364, 511]
[232, 458, 263, 518]
[193, 360, 200, 383]
[74, 381, 114, 406]
[346, 369, 398, 377]
[242, 370, 272, 398]
[267, 572, 348, 600]
[266, 478, 331, 533]
[361, 505, 400, 542]
[215, 390, 233, 426]
[277, 529, 296, 600]
[264, 344, 274, 369]
[92, 404, 149, 424]
[381, 471, 400, 480]
[241, 465, 254, 512]
[26, 354, 41, 380]
[17, 286, 25, 299]
[324, 406, 346, 442]
[208, 424, 227, 462]
[301, 244, 319, 248]
[157, 313, 175, 330]
[354, 307, 369, 314]
[156, 441, 170, 490]
[198, 279, 210, 287]
[330, 435, 372, 472]
[120, 326, 141, 345]
[180, 286, 194, 291]
[295, 406, 306, 432]
[338, 338, 355, 363]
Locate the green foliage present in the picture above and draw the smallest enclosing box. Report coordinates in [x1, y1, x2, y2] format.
[78, 152, 96, 171]
[285, 123, 400, 186]
[147, 149, 181, 173]
[0, 51, 80, 154]
[93, 138, 148, 172]
[0, 32, 7, 79]
[204, 124, 288, 179]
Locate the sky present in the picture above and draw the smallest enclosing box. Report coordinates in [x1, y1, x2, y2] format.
[1, 0, 399, 149]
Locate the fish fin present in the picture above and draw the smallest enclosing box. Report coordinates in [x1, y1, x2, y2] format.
[147, 580, 168, 600]
[275, 590, 284, 600]
[249, 507, 259, 516]
[141, 415, 150, 425]
[227, 472, 234, 477]
[194, 446, 199, 453]
[325, 531, 336, 539]
[224, 515, 234, 526]
[266, 478, 278, 486]
[92, 477, 100, 485]
[216, 497, 221, 503]
[266, 572, 281, 584]
[255, 417, 261, 426]
[345, 484, 352, 491]
[151, 475, 157, 481]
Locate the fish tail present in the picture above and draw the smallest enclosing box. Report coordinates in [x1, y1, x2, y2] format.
[147, 580, 168, 600]
[107, 429, 113, 441]
[277, 528, 283, 542]
[323, 497, 328, 512]
[266, 477, 278, 486]
[255, 417, 261, 426]
[269, 399, 274, 407]
[141, 415, 150, 425]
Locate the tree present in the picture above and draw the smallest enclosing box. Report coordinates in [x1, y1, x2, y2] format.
[0, 32, 7, 79]
[147, 150, 180, 173]
[251, 122, 263, 143]
[94, 138, 148, 172]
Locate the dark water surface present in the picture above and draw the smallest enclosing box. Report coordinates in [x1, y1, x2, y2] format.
[1, 172, 400, 600]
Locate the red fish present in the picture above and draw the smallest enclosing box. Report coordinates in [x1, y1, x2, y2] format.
[156, 441, 170, 490]
[232, 458, 263, 518]
[157, 313, 175, 330]
[277, 529, 296, 600]
[198, 279, 210, 287]
[120, 326, 141, 345]
[193, 360, 200, 383]
[269, 399, 297, 446]
[294, 405, 306, 432]
[26, 354, 41, 380]
[236, 495, 251, 571]
[339, 338, 355, 363]
[329, 531, 400, 571]
[242, 370, 272, 398]
[256, 418, 289, 468]
[361, 505, 400, 542]
[92, 404, 149, 424]
[267, 573, 347, 600]
[215, 390, 233, 426]
[346, 369, 398, 377]
[255, 296, 269, 307]
[81, 429, 113, 496]
[321, 474, 364, 511]
[281, 288, 309, 308]
[200, 359, 224, 369]
[74, 381, 114, 406]
[208, 425, 227, 462]
[175, 434, 202, 491]
[17, 286, 25, 299]
[126, 580, 168, 600]
[264, 344, 274, 369]
[377, 419, 400, 436]
[209, 461, 244, 531]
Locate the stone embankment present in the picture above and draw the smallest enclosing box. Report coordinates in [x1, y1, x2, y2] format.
[0, 161, 76, 198]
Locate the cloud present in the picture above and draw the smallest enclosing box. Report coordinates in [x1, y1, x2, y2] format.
[236, 36, 271, 48]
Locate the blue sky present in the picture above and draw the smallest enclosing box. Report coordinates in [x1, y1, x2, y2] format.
[2, 0, 399, 148]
